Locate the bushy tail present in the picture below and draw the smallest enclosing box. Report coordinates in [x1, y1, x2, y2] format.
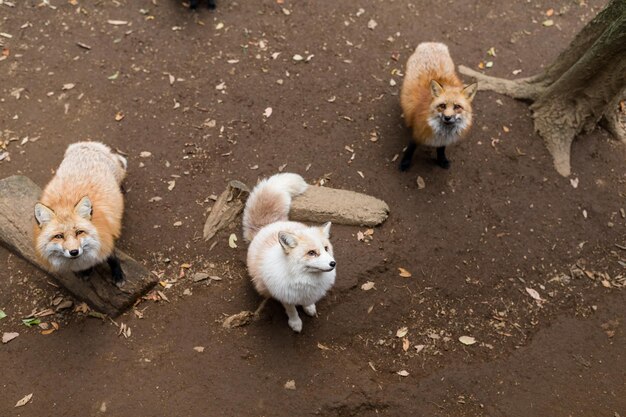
[242, 173, 308, 242]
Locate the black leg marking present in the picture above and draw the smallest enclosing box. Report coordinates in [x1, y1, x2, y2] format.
[189, 0, 199, 9]
[436, 146, 450, 169]
[207, 0, 216, 9]
[77, 267, 94, 281]
[107, 254, 125, 285]
[399, 141, 417, 171]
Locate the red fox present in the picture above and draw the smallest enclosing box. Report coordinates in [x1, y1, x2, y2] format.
[400, 42, 477, 170]
[33, 142, 127, 284]
[243, 173, 336, 333]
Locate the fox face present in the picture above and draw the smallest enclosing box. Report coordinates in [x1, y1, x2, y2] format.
[428, 80, 477, 137]
[34, 196, 102, 271]
[278, 222, 336, 273]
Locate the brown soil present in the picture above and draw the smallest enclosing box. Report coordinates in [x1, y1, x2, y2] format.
[1, 0, 625, 416]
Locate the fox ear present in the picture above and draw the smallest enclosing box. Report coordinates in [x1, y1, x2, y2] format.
[74, 196, 93, 220]
[430, 80, 444, 98]
[34, 203, 55, 227]
[278, 231, 298, 253]
[320, 222, 332, 238]
[462, 83, 478, 101]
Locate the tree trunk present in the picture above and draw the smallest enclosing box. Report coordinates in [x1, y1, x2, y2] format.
[459, 0, 626, 176]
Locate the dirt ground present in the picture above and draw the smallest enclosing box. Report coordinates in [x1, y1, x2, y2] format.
[1, 0, 625, 416]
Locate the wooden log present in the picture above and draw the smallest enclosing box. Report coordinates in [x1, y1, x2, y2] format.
[203, 180, 250, 241]
[290, 185, 389, 227]
[0, 175, 157, 317]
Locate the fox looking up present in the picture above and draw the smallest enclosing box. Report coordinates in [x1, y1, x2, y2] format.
[400, 42, 477, 170]
[33, 142, 127, 284]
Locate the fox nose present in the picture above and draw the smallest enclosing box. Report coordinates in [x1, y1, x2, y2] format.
[69, 249, 79, 257]
[443, 115, 453, 122]
[329, 261, 336, 268]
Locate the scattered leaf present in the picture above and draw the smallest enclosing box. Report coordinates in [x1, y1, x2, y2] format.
[263, 107, 273, 118]
[228, 233, 238, 248]
[367, 19, 377, 30]
[108, 71, 119, 80]
[525, 287, 543, 301]
[402, 337, 410, 352]
[361, 281, 375, 291]
[398, 267, 412, 278]
[542, 19, 554, 27]
[396, 327, 408, 338]
[22, 317, 41, 327]
[292, 54, 304, 62]
[107, 20, 128, 25]
[15, 393, 33, 408]
[459, 335, 477, 345]
[115, 111, 125, 121]
[570, 178, 579, 188]
[62, 83, 75, 90]
[193, 346, 205, 352]
[0, 310, 6, 320]
[317, 342, 330, 351]
[396, 370, 409, 377]
[2, 332, 19, 344]
[284, 380, 296, 390]
[416, 176, 426, 189]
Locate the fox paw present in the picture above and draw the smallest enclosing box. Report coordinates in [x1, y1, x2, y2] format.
[288, 317, 303, 333]
[437, 159, 451, 169]
[399, 159, 411, 171]
[303, 304, 317, 317]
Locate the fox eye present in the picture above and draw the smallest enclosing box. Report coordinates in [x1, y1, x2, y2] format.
[453, 104, 463, 110]
[76, 230, 84, 236]
[437, 103, 446, 111]
[307, 250, 318, 257]
[324, 246, 329, 252]
[53, 233, 64, 239]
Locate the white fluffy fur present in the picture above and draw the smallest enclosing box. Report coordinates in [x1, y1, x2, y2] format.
[427, 114, 470, 147]
[244, 173, 336, 333]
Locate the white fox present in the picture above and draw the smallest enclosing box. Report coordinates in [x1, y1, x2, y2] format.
[243, 173, 336, 333]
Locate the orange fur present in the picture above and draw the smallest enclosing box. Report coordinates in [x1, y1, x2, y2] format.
[401, 43, 476, 147]
[33, 142, 126, 271]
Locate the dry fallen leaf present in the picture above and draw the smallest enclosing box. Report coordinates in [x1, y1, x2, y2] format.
[542, 19, 554, 27]
[2, 332, 19, 344]
[398, 267, 412, 278]
[263, 107, 273, 118]
[396, 327, 408, 338]
[284, 380, 296, 390]
[525, 287, 542, 301]
[114, 111, 125, 121]
[416, 176, 426, 189]
[228, 234, 238, 248]
[317, 342, 330, 351]
[402, 337, 410, 352]
[459, 335, 477, 345]
[193, 346, 205, 352]
[367, 19, 377, 30]
[15, 393, 33, 408]
[396, 370, 409, 377]
[361, 281, 375, 291]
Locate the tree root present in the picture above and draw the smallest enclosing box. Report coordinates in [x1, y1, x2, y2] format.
[458, 65, 546, 101]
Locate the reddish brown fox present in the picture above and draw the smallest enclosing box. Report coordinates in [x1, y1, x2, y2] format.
[400, 42, 477, 170]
